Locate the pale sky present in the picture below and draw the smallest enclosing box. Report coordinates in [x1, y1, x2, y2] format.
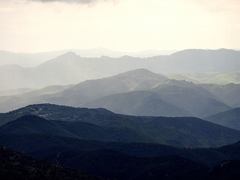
[0, 0, 240, 53]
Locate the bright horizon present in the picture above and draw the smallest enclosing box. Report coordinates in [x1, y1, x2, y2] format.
[1, 0, 240, 53]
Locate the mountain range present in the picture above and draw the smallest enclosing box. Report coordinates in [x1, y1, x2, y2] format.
[169, 72, 240, 85]
[1, 48, 240, 179]
[1, 49, 240, 91]
[1, 104, 240, 148]
[0, 48, 174, 67]
[1, 110, 240, 179]
[0, 68, 237, 119]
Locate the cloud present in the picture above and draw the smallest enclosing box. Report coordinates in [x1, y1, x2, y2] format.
[30, 0, 110, 4]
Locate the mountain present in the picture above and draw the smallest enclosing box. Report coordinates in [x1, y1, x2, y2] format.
[1, 104, 240, 148]
[1, 49, 240, 91]
[2, 110, 240, 179]
[85, 91, 191, 117]
[37, 69, 230, 117]
[0, 68, 232, 117]
[0, 53, 96, 90]
[206, 108, 240, 130]
[168, 72, 240, 85]
[0, 115, 150, 143]
[202, 83, 240, 107]
[0, 68, 169, 112]
[1, 130, 240, 179]
[49, 69, 169, 106]
[0, 146, 97, 180]
[0, 115, 78, 138]
[151, 81, 231, 117]
[1, 122, 240, 166]
[0, 53, 149, 91]
[2, 137, 240, 180]
[0, 85, 72, 112]
[0, 49, 173, 67]
[60, 150, 208, 180]
[152, 49, 240, 73]
[0, 145, 208, 180]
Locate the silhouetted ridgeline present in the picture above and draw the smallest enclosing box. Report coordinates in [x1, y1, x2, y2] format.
[1, 104, 240, 148]
[1, 104, 240, 179]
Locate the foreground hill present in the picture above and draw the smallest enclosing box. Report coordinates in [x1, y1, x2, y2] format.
[0, 104, 240, 148]
[206, 108, 240, 130]
[1, 130, 240, 179]
[1, 108, 240, 179]
[0, 146, 208, 180]
[0, 146, 97, 180]
[1, 139, 240, 180]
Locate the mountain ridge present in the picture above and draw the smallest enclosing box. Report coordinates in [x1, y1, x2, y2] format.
[0, 104, 240, 148]
[1, 49, 240, 91]
[206, 108, 240, 130]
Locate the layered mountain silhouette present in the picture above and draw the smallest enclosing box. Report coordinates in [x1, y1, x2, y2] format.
[1, 49, 240, 91]
[1, 104, 240, 148]
[49, 69, 169, 106]
[1, 48, 240, 180]
[1, 114, 240, 179]
[0, 69, 233, 118]
[0, 115, 149, 143]
[1, 104, 240, 179]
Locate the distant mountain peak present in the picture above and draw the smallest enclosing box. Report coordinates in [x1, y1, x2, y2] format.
[117, 68, 167, 79]
[59, 51, 79, 58]
[172, 48, 239, 56]
[38, 51, 81, 67]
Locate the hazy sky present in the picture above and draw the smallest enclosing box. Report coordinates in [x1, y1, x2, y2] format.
[0, 0, 240, 52]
